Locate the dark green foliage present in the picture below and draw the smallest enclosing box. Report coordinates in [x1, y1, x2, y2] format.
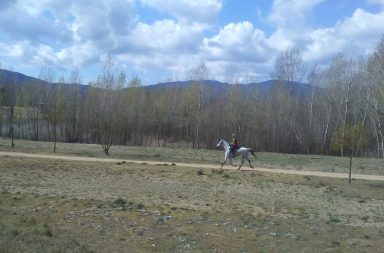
[332, 124, 369, 184]
[332, 124, 368, 153]
[327, 216, 341, 223]
[114, 197, 127, 207]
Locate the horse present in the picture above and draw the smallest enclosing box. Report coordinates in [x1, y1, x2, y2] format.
[216, 139, 257, 170]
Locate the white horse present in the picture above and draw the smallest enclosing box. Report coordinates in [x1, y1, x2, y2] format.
[216, 139, 257, 170]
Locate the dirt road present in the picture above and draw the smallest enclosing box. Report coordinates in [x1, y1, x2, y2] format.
[1, 151, 384, 181]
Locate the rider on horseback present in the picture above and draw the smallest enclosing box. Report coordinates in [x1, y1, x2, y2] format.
[230, 133, 239, 155]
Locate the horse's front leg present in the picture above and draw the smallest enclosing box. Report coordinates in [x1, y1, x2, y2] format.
[238, 157, 244, 170]
[219, 158, 226, 170]
[220, 153, 229, 170]
[229, 156, 236, 167]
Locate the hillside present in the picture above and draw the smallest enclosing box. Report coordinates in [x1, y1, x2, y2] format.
[0, 68, 317, 98]
[0, 69, 48, 85]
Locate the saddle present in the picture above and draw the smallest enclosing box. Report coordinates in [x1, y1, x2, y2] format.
[230, 145, 240, 154]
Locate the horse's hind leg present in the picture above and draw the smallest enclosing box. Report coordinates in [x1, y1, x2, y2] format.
[229, 157, 236, 167]
[247, 157, 254, 168]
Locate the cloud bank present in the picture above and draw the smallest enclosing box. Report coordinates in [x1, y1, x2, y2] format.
[0, 0, 383, 83]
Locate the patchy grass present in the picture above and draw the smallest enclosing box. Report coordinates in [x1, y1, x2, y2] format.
[0, 155, 384, 252]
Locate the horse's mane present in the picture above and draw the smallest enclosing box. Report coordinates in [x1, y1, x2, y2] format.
[219, 138, 230, 149]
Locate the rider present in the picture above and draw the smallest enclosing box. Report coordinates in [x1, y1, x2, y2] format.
[230, 133, 239, 155]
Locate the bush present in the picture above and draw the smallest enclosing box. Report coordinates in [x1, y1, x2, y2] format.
[114, 197, 127, 207]
[223, 174, 230, 179]
[327, 216, 341, 223]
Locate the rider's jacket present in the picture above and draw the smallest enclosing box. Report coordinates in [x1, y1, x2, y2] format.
[231, 137, 239, 149]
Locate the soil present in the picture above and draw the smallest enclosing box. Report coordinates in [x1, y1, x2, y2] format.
[1, 152, 384, 252]
[1, 151, 384, 181]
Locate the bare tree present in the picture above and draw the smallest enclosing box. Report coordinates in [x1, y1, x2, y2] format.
[367, 35, 384, 157]
[38, 67, 56, 142]
[270, 47, 306, 152]
[0, 64, 4, 137]
[67, 68, 82, 142]
[88, 56, 127, 155]
[124, 75, 146, 145]
[271, 47, 305, 85]
[2, 69, 18, 147]
[322, 54, 361, 156]
[44, 77, 65, 152]
[188, 63, 209, 148]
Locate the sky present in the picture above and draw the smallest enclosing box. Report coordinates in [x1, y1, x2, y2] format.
[1, 0, 384, 85]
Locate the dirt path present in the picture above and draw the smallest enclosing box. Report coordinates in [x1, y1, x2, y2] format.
[1, 151, 384, 181]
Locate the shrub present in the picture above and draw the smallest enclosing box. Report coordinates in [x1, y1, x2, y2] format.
[223, 174, 230, 179]
[327, 216, 341, 223]
[114, 197, 127, 207]
[197, 169, 205, 176]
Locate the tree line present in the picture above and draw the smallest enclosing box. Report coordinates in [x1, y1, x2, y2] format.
[1, 37, 384, 157]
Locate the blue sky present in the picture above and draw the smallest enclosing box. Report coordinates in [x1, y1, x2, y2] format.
[0, 0, 384, 85]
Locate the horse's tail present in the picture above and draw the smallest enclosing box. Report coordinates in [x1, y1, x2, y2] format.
[249, 149, 257, 158]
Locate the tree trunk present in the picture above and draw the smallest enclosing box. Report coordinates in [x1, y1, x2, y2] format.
[53, 123, 57, 153]
[10, 105, 15, 148]
[35, 107, 39, 141]
[349, 151, 353, 184]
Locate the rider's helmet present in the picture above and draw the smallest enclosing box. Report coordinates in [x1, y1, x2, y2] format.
[232, 133, 236, 137]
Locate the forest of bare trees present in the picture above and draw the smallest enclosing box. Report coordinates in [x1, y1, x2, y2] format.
[1, 36, 384, 157]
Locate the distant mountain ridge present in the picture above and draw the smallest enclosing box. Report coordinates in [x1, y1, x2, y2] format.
[0, 69, 48, 85]
[0, 68, 319, 98]
[146, 79, 319, 98]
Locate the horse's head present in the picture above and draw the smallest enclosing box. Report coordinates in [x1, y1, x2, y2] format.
[216, 139, 223, 148]
[217, 138, 230, 150]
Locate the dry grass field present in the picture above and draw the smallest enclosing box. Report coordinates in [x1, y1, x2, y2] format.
[0, 138, 384, 252]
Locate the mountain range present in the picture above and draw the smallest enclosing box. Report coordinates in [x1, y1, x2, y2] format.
[0, 68, 319, 98]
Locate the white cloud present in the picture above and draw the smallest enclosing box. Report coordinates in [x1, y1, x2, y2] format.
[0, 42, 23, 57]
[56, 42, 100, 68]
[0, 3, 72, 44]
[0, 0, 139, 71]
[338, 8, 384, 40]
[304, 8, 384, 63]
[105, 19, 208, 81]
[0, 40, 57, 67]
[1, 0, 384, 84]
[108, 0, 138, 35]
[202, 22, 270, 62]
[265, 0, 327, 66]
[0, 0, 214, 82]
[121, 20, 206, 54]
[139, 0, 222, 23]
[264, 0, 384, 75]
[269, 0, 325, 30]
[367, 0, 384, 6]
